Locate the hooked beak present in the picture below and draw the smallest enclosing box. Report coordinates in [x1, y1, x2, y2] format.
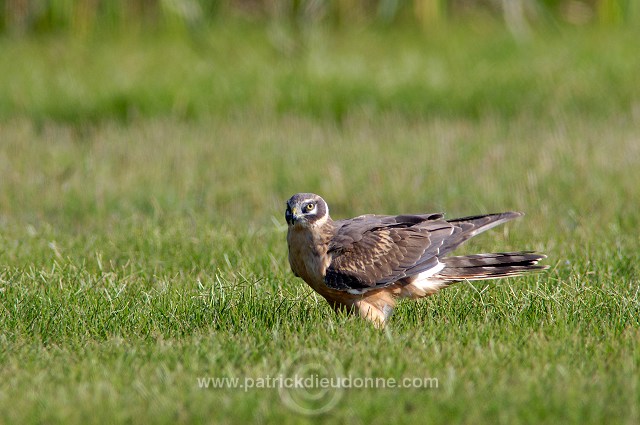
[286, 206, 301, 225]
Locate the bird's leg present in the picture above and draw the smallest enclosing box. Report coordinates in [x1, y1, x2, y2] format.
[354, 299, 394, 329]
[328, 299, 388, 328]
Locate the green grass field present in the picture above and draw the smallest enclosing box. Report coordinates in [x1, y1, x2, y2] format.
[1, 20, 639, 424]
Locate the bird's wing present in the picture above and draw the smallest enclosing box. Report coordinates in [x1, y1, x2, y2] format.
[440, 212, 524, 255]
[325, 214, 454, 293]
[324, 212, 525, 293]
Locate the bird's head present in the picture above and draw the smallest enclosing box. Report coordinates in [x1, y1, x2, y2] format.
[285, 193, 330, 228]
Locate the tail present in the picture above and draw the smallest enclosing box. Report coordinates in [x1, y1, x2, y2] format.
[435, 251, 548, 281]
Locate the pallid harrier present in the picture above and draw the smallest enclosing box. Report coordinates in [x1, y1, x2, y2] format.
[285, 193, 547, 327]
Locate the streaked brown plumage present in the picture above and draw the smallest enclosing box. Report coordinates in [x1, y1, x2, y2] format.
[285, 193, 547, 327]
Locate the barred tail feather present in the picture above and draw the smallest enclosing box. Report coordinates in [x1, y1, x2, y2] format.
[436, 251, 547, 281]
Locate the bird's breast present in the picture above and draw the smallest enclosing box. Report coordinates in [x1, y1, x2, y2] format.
[287, 227, 332, 291]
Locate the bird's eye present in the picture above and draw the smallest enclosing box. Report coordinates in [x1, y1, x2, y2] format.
[304, 203, 315, 212]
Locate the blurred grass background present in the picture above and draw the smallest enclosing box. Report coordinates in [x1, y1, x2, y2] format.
[1, 1, 640, 424]
[1, 0, 639, 124]
[1, 0, 638, 34]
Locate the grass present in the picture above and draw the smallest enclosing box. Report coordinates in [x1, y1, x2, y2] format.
[2, 22, 640, 123]
[1, 20, 640, 424]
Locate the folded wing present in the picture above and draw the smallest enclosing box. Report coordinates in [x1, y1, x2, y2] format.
[324, 214, 452, 293]
[324, 212, 528, 293]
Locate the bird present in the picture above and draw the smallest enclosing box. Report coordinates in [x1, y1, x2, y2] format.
[285, 192, 547, 328]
